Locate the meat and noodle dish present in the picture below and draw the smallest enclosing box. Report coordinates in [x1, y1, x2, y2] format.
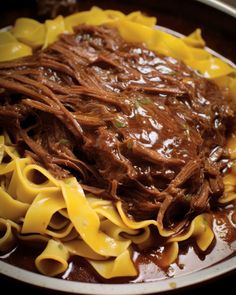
[0, 7, 235, 282]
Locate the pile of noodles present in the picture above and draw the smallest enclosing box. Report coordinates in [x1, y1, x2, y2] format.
[0, 7, 235, 97]
[0, 133, 216, 278]
[0, 7, 236, 279]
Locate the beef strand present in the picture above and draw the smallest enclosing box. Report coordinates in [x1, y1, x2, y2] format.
[0, 25, 233, 232]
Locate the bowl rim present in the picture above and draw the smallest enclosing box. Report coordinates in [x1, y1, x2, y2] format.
[197, 0, 236, 18]
[0, 256, 236, 294]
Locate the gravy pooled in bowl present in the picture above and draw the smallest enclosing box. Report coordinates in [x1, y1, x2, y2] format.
[0, 7, 235, 283]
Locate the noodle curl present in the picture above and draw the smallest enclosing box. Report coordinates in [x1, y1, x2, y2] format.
[0, 7, 236, 280]
[0, 7, 235, 98]
[0, 134, 219, 277]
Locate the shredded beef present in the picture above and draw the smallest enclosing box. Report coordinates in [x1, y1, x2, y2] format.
[0, 25, 234, 231]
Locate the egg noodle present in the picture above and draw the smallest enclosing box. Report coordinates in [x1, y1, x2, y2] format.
[0, 7, 235, 279]
[0, 7, 235, 99]
[0, 132, 216, 278]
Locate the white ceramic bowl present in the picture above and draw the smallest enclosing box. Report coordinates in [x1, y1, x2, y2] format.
[0, 256, 235, 294]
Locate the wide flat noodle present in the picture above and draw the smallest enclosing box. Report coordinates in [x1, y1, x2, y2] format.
[64, 240, 106, 260]
[61, 178, 131, 257]
[168, 214, 214, 251]
[35, 239, 69, 276]
[0, 32, 32, 62]
[116, 201, 156, 229]
[0, 187, 29, 221]
[43, 15, 65, 49]
[22, 190, 65, 234]
[0, 131, 232, 279]
[12, 18, 45, 47]
[0, 6, 235, 97]
[0, 218, 20, 252]
[88, 249, 137, 279]
[182, 28, 205, 48]
[221, 142, 236, 203]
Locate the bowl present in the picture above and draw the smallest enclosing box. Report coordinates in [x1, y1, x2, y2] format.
[0, 1, 235, 294]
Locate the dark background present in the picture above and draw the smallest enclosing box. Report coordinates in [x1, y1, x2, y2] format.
[0, 269, 235, 295]
[0, 0, 235, 294]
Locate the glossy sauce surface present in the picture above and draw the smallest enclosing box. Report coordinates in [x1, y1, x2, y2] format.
[0, 2, 235, 285]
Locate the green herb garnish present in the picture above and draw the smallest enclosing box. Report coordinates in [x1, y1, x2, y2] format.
[134, 100, 141, 108]
[139, 97, 152, 105]
[113, 119, 127, 128]
[58, 243, 64, 250]
[135, 98, 152, 108]
[127, 140, 133, 150]
[59, 138, 70, 145]
[168, 71, 177, 76]
[184, 194, 192, 202]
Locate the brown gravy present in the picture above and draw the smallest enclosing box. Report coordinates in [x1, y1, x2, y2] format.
[1, 208, 235, 283]
[0, 11, 235, 285]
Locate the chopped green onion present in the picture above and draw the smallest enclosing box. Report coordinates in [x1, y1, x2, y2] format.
[113, 119, 127, 128]
[134, 100, 140, 108]
[184, 194, 192, 202]
[139, 97, 152, 105]
[59, 138, 70, 145]
[127, 140, 133, 150]
[135, 97, 152, 108]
